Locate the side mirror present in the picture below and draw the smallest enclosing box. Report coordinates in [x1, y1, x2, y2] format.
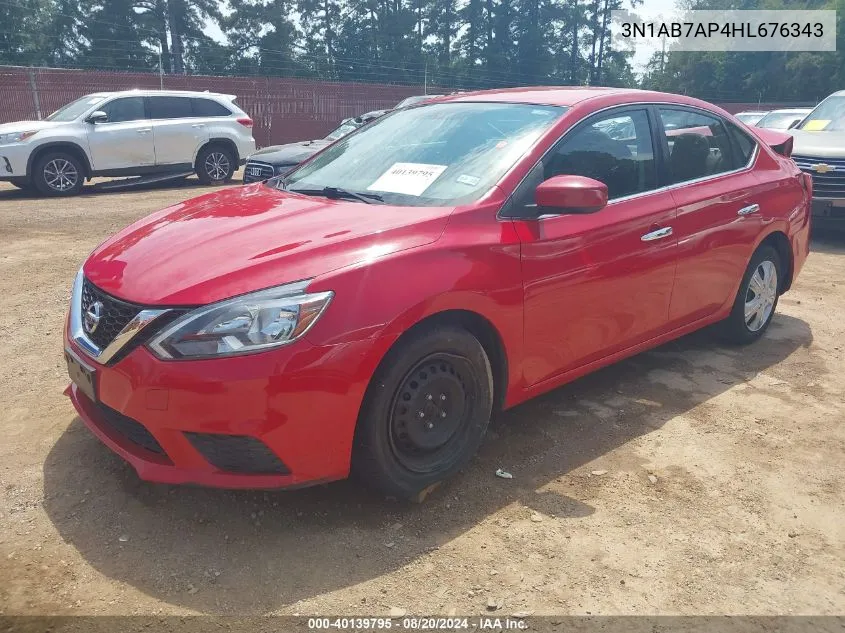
[535, 175, 608, 215]
[86, 110, 108, 124]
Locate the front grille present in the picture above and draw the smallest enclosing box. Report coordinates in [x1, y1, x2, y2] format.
[793, 155, 845, 199]
[96, 403, 167, 456]
[243, 160, 276, 183]
[184, 433, 290, 474]
[81, 279, 142, 350]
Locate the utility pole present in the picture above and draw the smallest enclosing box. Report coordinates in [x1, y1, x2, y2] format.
[158, 42, 164, 89]
[424, 60, 428, 95]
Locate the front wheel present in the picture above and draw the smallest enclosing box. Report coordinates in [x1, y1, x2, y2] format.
[352, 326, 494, 500]
[196, 145, 235, 185]
[720, 245, 782, 344]
[33, 152, 84, 196]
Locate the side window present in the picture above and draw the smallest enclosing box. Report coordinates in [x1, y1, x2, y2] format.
[148, 97, 194, 120]
[725, 121, 757, 166]
[192, 98, 231, 117]
[543, 109, 657, 200]
[659, 108, 736, 184]
[100, 97, 146, 123]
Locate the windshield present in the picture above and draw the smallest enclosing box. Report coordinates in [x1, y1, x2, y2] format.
[798, 96, 845, 131]
[324, 122, 359, 141]
[46, 95, 107, 122]
[757, 112, 806, 130]
[281, 102, 565, 206]
[735, 112, 766, 125]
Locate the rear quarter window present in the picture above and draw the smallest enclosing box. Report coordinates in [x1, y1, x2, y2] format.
[192, 98, 232, 117]
[726, 122, 757, 166]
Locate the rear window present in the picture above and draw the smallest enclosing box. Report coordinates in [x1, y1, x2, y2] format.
[192, 98, 231, 117]
[148, 97, 194, 119]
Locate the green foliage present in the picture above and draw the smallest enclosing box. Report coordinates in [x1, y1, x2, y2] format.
[641, 0, 844, 103]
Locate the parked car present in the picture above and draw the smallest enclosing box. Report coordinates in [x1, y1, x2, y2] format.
[64, 88, 810, 500]
[0, 90, 255, 196]
[755, 108, 812, 130]
[734, 111, 769, 125]
[243, 110, 386, 184]
[787, 90, 845, 227]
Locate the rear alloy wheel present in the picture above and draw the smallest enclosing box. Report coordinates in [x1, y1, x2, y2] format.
[196, 146, 235, 185]
[33, 152, 84, 196]
[720, 245, 782, 344]
[353, 326, 494, 500]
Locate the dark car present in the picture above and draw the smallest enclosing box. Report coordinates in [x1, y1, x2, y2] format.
[242, 110, 387, 184]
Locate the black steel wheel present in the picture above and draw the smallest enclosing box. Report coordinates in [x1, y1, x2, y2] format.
[353, 326, 494, 500]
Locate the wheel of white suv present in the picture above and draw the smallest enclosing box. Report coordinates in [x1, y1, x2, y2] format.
[33, 152, 85, 197]
[196, 145, 235, 185]
[9, 178, 33, 191]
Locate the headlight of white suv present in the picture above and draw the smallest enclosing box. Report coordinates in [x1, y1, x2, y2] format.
[148, 281, 333, 360]
[0, 130, 38, 144]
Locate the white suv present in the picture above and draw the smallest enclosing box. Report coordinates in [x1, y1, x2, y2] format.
[0, 89, 256, 196]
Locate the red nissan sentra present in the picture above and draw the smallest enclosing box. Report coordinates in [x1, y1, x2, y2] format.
[64, 87, 811, 499]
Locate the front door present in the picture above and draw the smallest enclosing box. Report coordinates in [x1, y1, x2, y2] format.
[509, 107, 678, 386]
[86, 96, 155, 170]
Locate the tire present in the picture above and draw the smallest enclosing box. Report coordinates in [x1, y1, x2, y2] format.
[352, 326, 494, 500]
[720, 245, 782, 345]
[196, 145, 235, 185]
[33, 152, 84, 196]
[9, 178, 32, 190]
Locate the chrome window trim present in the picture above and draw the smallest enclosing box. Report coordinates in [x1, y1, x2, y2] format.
[498, 100, 760, 219]
[69, 269, 170, 364]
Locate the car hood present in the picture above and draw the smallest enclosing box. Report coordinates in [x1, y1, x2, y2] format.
[788, 130, 845, 159]
[249, 140, 331, 165]
[83, 184, 454, 306]
[0, 120, 67, 135]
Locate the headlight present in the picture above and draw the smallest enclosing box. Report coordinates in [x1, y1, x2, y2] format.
[0, 130, 38, 144]
[148, 281, 333, 360]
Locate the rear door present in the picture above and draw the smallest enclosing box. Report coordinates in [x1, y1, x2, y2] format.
[509, 107, 678, 386]
[146, 96, 209, 167]
[656, 106, 768, 327]
[86, 96, 154, 169]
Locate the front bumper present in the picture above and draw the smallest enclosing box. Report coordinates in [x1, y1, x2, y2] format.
[811, 198, 845, 226]
[64, 334, 380, 489]
[0, 144, 30, 179]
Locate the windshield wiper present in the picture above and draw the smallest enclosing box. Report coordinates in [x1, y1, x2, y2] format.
[286, 186, 385, 204]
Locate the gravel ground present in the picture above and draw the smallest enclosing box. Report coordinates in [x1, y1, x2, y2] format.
[0, 176, 843, 618]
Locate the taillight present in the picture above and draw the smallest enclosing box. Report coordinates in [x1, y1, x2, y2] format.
[237, 117, 253, 128]
[802, 172, 813, 197]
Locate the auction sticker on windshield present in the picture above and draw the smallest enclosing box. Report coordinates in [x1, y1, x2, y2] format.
[368, 163, 447, 196]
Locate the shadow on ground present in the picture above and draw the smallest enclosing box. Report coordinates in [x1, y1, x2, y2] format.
[0, 176, 228, 202]
[42, 315, 812, 613]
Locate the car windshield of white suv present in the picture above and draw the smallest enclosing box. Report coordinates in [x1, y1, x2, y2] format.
[280, 102, 565, 206]
[797, 96, 845, 131]
[45, 95, 106, 122]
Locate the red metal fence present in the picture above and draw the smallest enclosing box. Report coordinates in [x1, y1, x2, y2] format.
[0, 66, 429, 147]
[1, 66, 817, 147]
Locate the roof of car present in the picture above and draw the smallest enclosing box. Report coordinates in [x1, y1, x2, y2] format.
[764, 108, 813, 114]
[435, 86, 716, 108]
[86, 89, 236, 99]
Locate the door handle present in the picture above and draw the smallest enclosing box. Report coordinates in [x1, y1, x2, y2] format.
[192, 123, 206, 128]
[136, 128, 151, 134]
[738, 203, 760, 216]
[641, 227, 673, 242]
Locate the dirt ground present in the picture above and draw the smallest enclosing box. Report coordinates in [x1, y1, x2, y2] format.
[0, 175, 843, 618]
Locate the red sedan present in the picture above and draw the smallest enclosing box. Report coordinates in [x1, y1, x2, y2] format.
[64, 87, 811, 499]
